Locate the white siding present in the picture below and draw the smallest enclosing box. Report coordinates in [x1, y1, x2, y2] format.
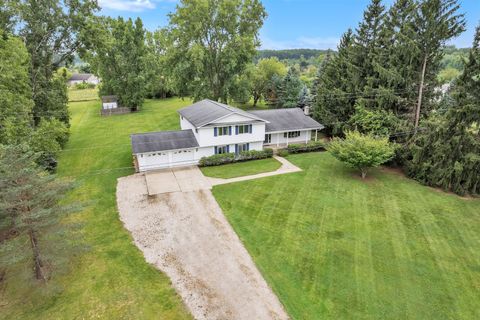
[267, 130, 312, 146]
[196, 123, 265, 147]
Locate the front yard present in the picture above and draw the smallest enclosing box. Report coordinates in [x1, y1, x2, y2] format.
[213, 152, 480, 320]
[200, 158, 281, 179]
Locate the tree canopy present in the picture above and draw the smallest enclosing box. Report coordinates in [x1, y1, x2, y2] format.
[163, 0, 267, 102]
[329, 131, 396, 179]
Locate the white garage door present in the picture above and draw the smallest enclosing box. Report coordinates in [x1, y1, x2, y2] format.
[171, 149, 194, 164]
[141, 152, 169, 170]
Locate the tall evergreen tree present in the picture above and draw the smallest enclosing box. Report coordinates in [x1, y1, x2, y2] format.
[406, 24, 480, 195]
[412, 0, 465, 129]
[277, 67, 303, 108]
[351, 0, 386, 95]
[0, 145, 79, 281]
[313, 29, 357, 135]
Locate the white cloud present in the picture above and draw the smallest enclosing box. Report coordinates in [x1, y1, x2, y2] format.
[98, 0, 163, 12]
[260, 36, 340, 50]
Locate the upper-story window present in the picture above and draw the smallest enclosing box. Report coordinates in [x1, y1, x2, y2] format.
[236, 124, 252, 134]
[284, 131, 301, 138]
[214, 126, 231, 136]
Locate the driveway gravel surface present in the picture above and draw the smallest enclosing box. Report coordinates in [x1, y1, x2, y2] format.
[116, 173, 288, 320]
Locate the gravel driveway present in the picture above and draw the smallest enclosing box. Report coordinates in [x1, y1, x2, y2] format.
[117, 173, 288, 320]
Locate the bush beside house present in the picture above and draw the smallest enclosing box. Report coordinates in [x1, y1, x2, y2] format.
[199, 149, 273, 167]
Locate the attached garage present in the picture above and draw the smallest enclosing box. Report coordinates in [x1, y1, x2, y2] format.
[131, 130, 199, 172]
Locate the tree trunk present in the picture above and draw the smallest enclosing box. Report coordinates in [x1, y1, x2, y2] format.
[29, 229, 46, 282]
[361, 170, 367, 179]
[415, 55, 428, 131]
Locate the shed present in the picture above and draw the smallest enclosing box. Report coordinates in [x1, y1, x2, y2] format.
[101, 95, 119, 110]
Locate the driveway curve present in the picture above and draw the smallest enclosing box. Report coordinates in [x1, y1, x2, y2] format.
[117, 174, 288, 320]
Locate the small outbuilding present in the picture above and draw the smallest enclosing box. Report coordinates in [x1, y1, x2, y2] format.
[101, 95, 130, 116]
[101, 95, 119, 109]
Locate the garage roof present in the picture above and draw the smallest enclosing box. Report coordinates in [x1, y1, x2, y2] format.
[178, 99, 266, 127]
[249, 108, 324, 133]
[131, 129, 199, 154]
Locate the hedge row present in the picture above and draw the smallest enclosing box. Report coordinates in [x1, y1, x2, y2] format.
[279, 141, 326, 156]
[199, 148, 273, 167]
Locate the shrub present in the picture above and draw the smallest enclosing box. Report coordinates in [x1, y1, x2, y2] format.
[277, 149, 289, 157]
[199, 153, 235, 167]
[328, 130, 396, 179]
[238, 148, 273, 161]
[199, 148, 274, 167]
[286, 141, 325, 154]
[74, 82, 96, 90]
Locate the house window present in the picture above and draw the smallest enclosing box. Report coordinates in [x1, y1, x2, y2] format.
[236, 124, 252, 134]
[284, 131, 301, 138]
[215, 126, 231, 136]
[236, 143, 249, 154]
[215, 145, 229, 154]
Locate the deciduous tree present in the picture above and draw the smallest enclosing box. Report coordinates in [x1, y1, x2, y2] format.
[328, 130, 396, 179]
[164, 0, 266, 102]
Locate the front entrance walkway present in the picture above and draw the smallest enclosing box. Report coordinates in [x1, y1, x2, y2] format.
[208, 156, 301, 186]
[117, 172, 288, 320]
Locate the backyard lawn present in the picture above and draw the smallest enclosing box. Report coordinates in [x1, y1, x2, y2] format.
[68, 87, 99, 102]
[200, 158, 281, 179]
[1, 98, 193, 319]
[212, 152, 480, 320]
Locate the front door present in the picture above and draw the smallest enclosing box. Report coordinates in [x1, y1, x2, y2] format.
[264, 134, 271, 144]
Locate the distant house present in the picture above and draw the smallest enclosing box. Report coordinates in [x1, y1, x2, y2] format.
[131, 99, 324, 172]
[68, 73, 100, 86]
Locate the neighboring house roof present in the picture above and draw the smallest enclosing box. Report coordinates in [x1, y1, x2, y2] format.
[101, 95, 118, 103]
[249, 108, 324, 133]
[178, 99, 267, 128]
[131, 129, 199, 154]
[69, 73, 94, 81]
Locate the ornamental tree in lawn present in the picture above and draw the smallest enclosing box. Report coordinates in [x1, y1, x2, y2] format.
[328, 130, 396, 179]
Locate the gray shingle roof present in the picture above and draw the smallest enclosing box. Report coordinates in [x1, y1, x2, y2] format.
[178, 99, 266, 127]
[131, 129, 199, 154]
[249, 108, 324, 133]
[69, 73, 94, 81]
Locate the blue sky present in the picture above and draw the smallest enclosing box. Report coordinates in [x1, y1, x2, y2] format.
[98, 0, 480, 49]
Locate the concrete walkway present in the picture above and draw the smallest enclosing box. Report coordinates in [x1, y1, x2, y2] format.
[208, 156, 302, 186]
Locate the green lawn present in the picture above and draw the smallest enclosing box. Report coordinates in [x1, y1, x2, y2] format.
[68, 87, 99, 102]
[200, 158, 281, 179]
[212, 152, 480, 320]
[1, 98, 192, 319]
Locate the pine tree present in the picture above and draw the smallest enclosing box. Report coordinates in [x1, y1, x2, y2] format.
[277, 67, 303, 108]
[412, 0, 465, 129]
[297, 85, 312, 109]
[406, 24, 480, 195]
[313, 29, 357, 135]
[351, 0, 386, 94]
[0, 145, 80, 281]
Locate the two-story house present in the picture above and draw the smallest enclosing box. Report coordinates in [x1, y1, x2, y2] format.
[131, 99, 324, 172]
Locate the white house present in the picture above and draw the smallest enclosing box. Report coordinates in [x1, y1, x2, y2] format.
[67, 73, 100, 86]
[131, 99, 324, 172]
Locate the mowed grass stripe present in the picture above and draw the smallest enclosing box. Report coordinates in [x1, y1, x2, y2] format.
[213, 152, 480, 319]
[1, 98, 193, 319]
